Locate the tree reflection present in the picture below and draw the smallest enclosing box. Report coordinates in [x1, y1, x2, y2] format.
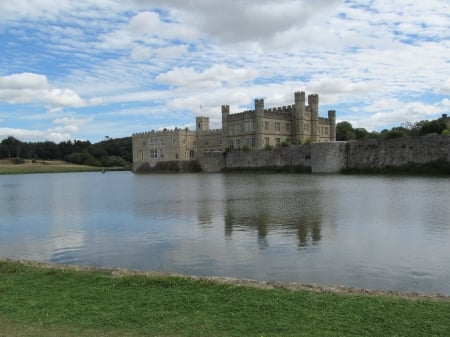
[223, 176, 323, 248]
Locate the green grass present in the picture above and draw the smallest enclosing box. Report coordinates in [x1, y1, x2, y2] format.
[0, 159, 128, 175]
[1, 260, 449, 336]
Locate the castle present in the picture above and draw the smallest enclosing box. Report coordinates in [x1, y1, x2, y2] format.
[132, 91, 336, 172]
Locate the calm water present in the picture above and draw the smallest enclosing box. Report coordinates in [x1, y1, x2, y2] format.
[1, 172, 449, 295]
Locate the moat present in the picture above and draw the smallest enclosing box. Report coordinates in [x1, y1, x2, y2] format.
[1, 171, 449, 295]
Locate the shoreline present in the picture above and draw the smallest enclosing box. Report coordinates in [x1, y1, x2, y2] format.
[4, 258, 449, 302]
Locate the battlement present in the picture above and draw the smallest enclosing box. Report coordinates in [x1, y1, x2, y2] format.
[228, 110, 256, 121]
[196, 128, 223, 135]
[255, 98, 264, 109]
[308, 94, 319, 105]
[221, 105, 230, 114]
[318, 117, 332, 124]
[295, 91, 306, 102]
[132, 127, 193, 137]
[328, 110, 336, 119]
[265, 104, 295, 115]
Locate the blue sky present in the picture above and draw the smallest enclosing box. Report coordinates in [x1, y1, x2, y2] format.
[0, 0, 449, 142]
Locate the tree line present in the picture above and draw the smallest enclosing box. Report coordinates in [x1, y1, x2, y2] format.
[336, 115, 450, 141]
[0, 136, 132, 168]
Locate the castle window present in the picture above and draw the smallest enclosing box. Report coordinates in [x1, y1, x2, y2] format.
[325, 128, 329, 135]
[304, 123, 309, 130]
[244, 120, 255, 131]
[160, 149, 164, 159]
[275, 138, 281, 147]
[150, 149, 158, 158]
[251, 137, 255, 148]
[229, 140, 234, 149]
[160, 138, 165, 146]
[265, 121, 269, 130]
[149, 138, 155, 146]
[264, 137, 270, 145]
[172, 137, 176, 145]
[275, 122, 280, 131]
[235, 139, 240, 149]
[286, 123, 290, 132]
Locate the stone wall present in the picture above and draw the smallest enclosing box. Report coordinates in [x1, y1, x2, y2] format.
[310, 142, 347, 173]
[346, 134, 449, 169]
[200, 152, 226, 173]
[139, 134, 449, 173]
[223, 145, 311, 170]
[200, 134, 449, 173]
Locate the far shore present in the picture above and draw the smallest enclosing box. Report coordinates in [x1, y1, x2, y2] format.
[0, 158, 129, 175]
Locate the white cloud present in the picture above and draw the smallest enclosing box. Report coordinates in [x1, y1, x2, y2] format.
[0, 73, 84, 109]
[441, 79, 450, 94]
[1, 0, 450, 141]
[156, 64, 258, 89]
[0, 127, 71, 143]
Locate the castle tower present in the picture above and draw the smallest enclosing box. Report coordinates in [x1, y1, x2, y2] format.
[255, 98, 265, 148]
[294, 91, 305, 143]
[196, 116, 210, 132]
[221, 104, 230, 148]
[221, 104, 229, 134]
[308, 94, 319, 142]
[328, 110, 336, 141]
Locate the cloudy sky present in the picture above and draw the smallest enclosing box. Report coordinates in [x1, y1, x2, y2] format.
[0, 0, 449, 142]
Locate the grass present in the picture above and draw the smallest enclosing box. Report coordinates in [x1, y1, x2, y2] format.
[0, 159, 127, 175]
[1, 260, 449, 336]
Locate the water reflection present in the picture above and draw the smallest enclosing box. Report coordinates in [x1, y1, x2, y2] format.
[223, 175, 322, 248]
[1, 172, 450, 295]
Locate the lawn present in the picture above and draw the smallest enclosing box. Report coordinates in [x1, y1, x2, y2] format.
[0, 159, 123, 174]
[1, 260, 449, 336]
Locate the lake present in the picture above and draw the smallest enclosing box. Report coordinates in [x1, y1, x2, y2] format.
[1, 172, 449, 295]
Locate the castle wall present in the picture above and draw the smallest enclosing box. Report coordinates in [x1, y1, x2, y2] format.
[346, 134, 450, 168]
[198, 135, 449, 173]
[224, 145, 311, 170]
[310, 142, 347, 173]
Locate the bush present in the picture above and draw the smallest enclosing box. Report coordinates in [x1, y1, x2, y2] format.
[264, 144, 274, 150]
[11, 157, 25, 164]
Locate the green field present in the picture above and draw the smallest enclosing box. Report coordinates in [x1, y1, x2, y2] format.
[0, 260, 449, 337]
[0, 159, 126, 175]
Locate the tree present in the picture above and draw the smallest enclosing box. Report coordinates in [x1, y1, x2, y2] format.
[419, 120, 447, 135]
[1, 136, 22, 158]
[336, 122, 356, 141]
[354, 128, 371, 140]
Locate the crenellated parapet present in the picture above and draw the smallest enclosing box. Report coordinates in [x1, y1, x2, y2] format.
[133, 126, 195, 138]
[196, 128, 223, 135]
[227, 110, 256, 121]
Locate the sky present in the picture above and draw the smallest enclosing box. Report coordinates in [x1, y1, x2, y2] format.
[0, 0, 449, 143]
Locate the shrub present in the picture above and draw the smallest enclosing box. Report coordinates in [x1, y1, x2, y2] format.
[11, 157, 25, 164]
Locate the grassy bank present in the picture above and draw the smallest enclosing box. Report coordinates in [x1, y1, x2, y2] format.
[0, 159, 128, 175]
[1, 260, 449, 336]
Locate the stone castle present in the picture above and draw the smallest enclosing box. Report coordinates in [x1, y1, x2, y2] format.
[132, 91, 336, 172]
